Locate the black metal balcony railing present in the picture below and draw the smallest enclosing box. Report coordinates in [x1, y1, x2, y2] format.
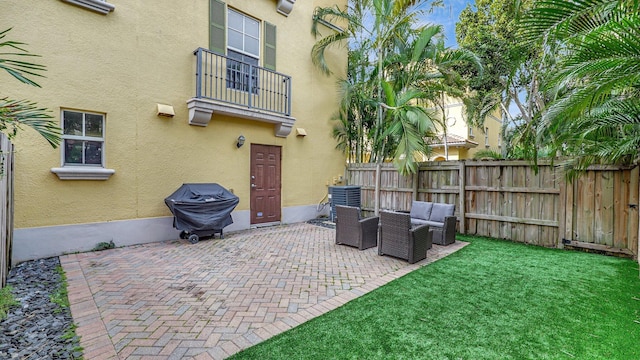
[194, 47, 292, 117]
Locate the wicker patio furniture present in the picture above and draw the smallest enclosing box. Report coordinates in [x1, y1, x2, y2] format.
[378, 210, 432, 264]
[409, 201, 457, 246]
[335, 205, 379, 250]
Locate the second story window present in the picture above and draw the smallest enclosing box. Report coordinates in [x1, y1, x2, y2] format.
[209, 1, 277, 92]
[227, 9, 259, 93]
[61, 110, 105, 166]
[485, 127, 489, 147]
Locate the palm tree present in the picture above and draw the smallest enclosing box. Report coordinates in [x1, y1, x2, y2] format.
[383, 24, 481, 162]
[519, 0, 640, 175]
[330, 45, 378, 164]
[312, 2, 482, 213]
[312, 0, 432, 162]
[312, 0, 438, 214]
[1, 28, 60, 148]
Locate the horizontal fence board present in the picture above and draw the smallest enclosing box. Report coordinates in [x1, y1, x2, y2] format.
[417, 188, 460, 194]
[464, 186, 560, 194]
[358, 186, 414, 193]
[465, 213, 559, 227]
[565, 240, 635, 256]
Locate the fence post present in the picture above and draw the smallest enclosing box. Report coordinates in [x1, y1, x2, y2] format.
[458, 161, 466, 235]
[557, 168, 566, 249]
[0, 138, 4, 288]
[0, 136, 12, 287]
[412, 169, 419, 201]
[374, 163, 381, 216]
[566, 178, 576, 248]
[632, 166, 640, 264]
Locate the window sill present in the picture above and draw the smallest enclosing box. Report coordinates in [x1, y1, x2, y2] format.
[51, 167, 115, 180]
[61, 0, 115, 15]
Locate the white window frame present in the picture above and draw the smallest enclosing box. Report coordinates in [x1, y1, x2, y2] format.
[485, 127, 490, 147]
[51, 109, 114, 180]
[227, 9, 260, 60]
[226, 9, 261, 93]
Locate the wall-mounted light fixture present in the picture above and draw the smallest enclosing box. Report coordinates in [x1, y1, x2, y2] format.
[236, 135, 246, 148]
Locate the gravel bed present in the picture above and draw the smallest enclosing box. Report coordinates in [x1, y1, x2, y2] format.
[306, 217, 335, 229]
[0, 257, 82, 359]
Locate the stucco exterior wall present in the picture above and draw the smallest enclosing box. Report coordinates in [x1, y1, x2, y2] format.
[2, 0, 348, 262]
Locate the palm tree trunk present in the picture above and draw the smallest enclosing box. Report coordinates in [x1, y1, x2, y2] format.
[374, 30, 384, 216]
[374, 162, 381, 216]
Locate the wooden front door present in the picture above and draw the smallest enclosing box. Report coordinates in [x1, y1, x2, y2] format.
[250, 144, 281, 224]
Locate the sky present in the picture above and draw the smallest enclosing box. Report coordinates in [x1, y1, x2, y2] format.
[419, 0, 475, 48]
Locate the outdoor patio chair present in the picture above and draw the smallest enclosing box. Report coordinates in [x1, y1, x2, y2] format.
[409, 201, 456, 246]
[378, 210, 432, 264]
[335, 205, 379, 250]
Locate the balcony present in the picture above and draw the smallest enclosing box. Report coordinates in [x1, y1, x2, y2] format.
[187, 48, 295, 137]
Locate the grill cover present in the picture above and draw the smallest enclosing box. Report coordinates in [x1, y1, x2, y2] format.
[165, 183, 239, 231]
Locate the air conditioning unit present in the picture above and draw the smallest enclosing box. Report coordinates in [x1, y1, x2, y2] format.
[329, 185, 361, 222]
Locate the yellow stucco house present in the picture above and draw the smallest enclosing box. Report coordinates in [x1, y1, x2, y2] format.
[2, 0, 347, 263]
[427, 98, 503, 161]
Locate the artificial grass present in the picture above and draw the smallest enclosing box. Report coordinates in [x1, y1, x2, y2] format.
[231, 235, 640, 359]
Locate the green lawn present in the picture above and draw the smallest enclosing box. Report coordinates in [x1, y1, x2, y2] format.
[231, 235, 640, 359]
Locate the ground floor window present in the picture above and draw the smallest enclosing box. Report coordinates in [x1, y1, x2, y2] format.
[61, 110, 105, 166]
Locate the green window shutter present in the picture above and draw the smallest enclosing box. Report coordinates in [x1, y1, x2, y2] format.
[209, 0, 226, 54]
[264, 22, 277, 71]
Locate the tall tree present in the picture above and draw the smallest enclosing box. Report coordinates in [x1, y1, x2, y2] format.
[0, 28, 60, 148]
[456, 0, 551, 160]
[330, 43, 378, 164]
[312, 1, 479, 213]
[519, 0, 640, 175]
[312, 0, 438, 166]
[312, 0, 440, 214]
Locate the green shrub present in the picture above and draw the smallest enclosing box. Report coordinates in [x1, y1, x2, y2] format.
[473, 149, 503, 160]
[92, 240, 115, 252]
[0, 285, 18, 320]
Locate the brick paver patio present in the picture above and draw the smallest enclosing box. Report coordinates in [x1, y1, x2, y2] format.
[61, 223, 468, 359]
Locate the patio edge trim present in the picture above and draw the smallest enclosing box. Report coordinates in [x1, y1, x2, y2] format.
[60, 254, 119, 359]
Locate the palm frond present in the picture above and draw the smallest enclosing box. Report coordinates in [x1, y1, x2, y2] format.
[0, 28, 46, 87]
[310, 31, 351, 75]
[519, 0, 622, 42]
[0, 98, 61, 148]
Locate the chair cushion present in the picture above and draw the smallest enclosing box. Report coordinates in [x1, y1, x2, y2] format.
[411, 219, 444, 228]
[411, 218, 429, 227]
[410, 201, 433, 220]
[423, 220, 445, 228]
[430, 203, 454, 223]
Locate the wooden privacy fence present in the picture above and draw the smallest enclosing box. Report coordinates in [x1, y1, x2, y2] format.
[347, 161, 639, 259]
[0, 134, 14, 288]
